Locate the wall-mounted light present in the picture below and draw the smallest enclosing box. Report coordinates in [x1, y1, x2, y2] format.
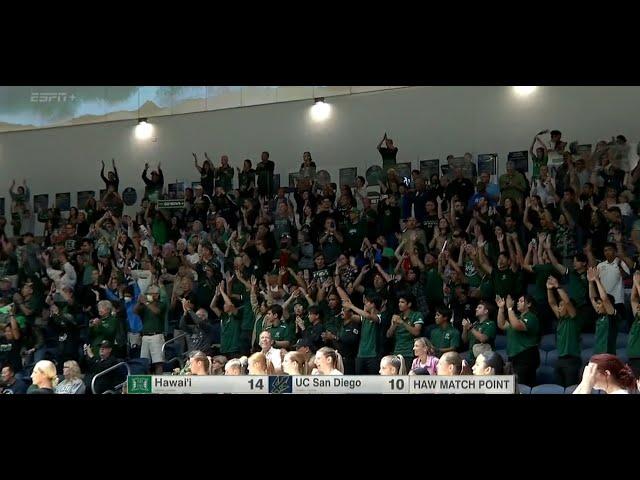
[512, 86, 538, 97]
[310, 97, 331, 122]
[135, 118, 153, 140]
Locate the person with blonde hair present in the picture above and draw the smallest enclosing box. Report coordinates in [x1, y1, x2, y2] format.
[189, 351, 211, 376]
[379, 355, 406, 375]
[248, 352, 274, 375]
[225, 358, 246, 376]
[410, 337, 439, 375]
[312, 347, 344, 375]
[55, 360, 86, 394]
[29, 360, 58, 394]
[282, 351, 307, 375]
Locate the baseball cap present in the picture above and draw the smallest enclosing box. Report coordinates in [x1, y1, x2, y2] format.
[294, 338, 313, 350]
[100, 340, 113, 349]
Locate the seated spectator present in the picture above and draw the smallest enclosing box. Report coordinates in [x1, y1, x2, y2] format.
[409, 337, 439, 375]
[55, 360, 86, 394]
[0, 365, 27, 394]
[83, 340, 122, 394]
[282, 351, 307, 375]
[224, 358, 246, 375]
[573, 354, 637, 394]
[471, 351, 505, 376]
[379, 354, 407, 375]
[436, 351, 462, 376]
[28, 360, 58, 394]
[312, 347, 344, 375]
[188, 351, 211, 376]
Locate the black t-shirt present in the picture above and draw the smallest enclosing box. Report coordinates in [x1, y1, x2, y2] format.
[1, 378, 27, 394]
[451, 297, 479, 334]
[421, 214, 439, 244]
[378, 147, 398, 162]
[447, 178, 475, 205]
[0, 337, 23, 373]
[336, 320, 360, 360]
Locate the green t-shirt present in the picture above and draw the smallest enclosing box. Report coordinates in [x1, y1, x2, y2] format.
[220, 311, 242, 354]
[141, 299, 167, 335]
[267, 321, 296, 346]
[531, 153, 548, 179]
[357, 313, 380, 358]
[556, 315, 581, 358]
[594, 314, 618, 355]
[392, 310, 424, 358]
[532, 264, 555, 304]
[425, 268, 444, 305]
[566, 268, 588, 308]
[627, 313, 640, 358]
[320, 302, 342, 335]
[430, 323, 461, 355]
[506, 311, 539, 357]
[467, 320, 497, 361]
[89, 314, 119, 355]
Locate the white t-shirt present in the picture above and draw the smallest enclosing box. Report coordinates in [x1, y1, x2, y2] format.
[312, 368, 343, 375]
[597, 259, 630, 305]
[609, 389, 629, 394]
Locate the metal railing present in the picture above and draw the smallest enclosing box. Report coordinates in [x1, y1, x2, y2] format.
[91, 361, 131, 395]
[162, 332, 188, 370]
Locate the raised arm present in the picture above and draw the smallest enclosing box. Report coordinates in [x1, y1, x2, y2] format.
[476, 240, 493, 275]
[193, 153, 203, 173]
[587, 267, 615, 315]
[545, 240, 568, 276]
[631, 271, 640, 317]
[377, 132, 387, 149]
[496, 296, 508, 330]
[100, 160, 108, 184]
[504, 295, 527, 331]
[210, 283, 223, 317]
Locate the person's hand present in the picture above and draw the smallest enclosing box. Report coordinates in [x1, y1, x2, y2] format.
[537, 232, 546, 243]
[361, 265, 370, 275]
[495, 295, 505, 309]
[525, 197, 531, 208]
[506, 295, 514, 310]
[546, 276, 558, 290]
[391, 314, 402, 326]
[462, 318, 471, 331]
[581, 362, 598, 391]
[436, 196, 443, 205]
[587, 267, 598, 282]
[496, 233, 504, 243]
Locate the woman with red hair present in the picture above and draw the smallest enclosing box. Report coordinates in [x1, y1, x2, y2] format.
[573, 354, 637, 394]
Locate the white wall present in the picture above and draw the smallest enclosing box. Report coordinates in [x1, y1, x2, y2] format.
[1, 85, 639, 232]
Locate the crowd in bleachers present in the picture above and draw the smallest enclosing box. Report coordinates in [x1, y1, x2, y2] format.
[1, 128, 639, 394]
